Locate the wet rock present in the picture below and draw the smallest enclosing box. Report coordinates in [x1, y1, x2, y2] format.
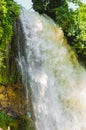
[0, 83, 27, 115]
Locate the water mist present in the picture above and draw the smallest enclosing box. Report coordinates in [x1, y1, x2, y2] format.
[17, 9, 86, 130]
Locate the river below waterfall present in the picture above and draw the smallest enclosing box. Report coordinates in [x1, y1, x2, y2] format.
[17, 9, 86, 130]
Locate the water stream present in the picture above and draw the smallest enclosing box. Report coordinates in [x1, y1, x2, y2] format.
[16, 8, 86, 130]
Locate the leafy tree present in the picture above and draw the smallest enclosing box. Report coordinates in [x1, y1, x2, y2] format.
[32, 0, 66, 19]
[55, 2, 86, 65]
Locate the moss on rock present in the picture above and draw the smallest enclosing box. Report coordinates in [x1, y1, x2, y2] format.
[0, 111, 35, 130]
[0, 83, 35, 130]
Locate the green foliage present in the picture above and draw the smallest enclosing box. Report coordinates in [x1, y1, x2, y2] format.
[0, 111, 17, 130]
[55, 2, 86, 65]
[67, 0, 81, 3]
[0, 0, 20, 47]
[0, 111, 35, 130]
[0, 0, 20, 84]
[32, 0, 65, 19]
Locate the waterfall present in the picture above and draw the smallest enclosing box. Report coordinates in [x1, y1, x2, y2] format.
[17, 9, 86, 130]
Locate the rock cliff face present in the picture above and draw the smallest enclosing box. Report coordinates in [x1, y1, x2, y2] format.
[0, 19, 35, 130]
[0, 20, 27, 115]
[0, 83, 27, 115]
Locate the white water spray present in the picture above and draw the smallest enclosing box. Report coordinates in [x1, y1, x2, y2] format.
[17, 8, 86, 130]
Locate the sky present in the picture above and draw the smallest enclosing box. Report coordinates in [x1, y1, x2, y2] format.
[81, 0, 86, 3]
[14, 0, 33, 10]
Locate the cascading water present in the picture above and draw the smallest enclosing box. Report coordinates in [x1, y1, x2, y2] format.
[17, 7, 86, 130]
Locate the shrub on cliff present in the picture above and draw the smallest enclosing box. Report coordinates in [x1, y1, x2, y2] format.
[0, 0, 20, 48]
[55, 2, 86, 66]
[0, 0, 20, 84]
